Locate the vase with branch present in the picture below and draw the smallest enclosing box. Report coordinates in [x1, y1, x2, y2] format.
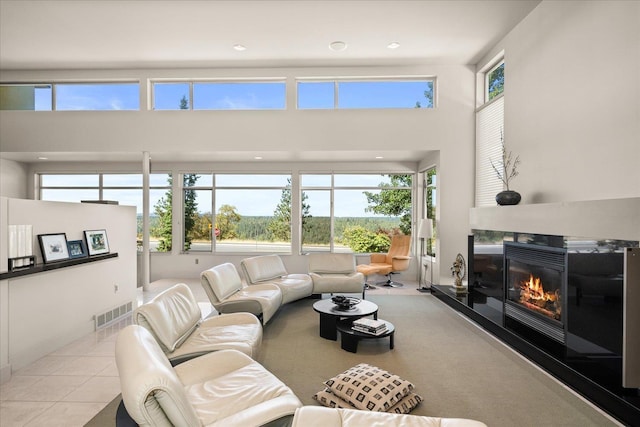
[490, 131, 522, 205]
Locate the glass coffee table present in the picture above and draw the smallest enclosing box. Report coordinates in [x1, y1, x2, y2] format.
[312, 299, 378, 341]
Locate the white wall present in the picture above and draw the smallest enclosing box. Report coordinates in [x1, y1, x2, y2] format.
[0, 158, 28, 199]
[0, 198, 137, 375]
[478, 0, 640, 204]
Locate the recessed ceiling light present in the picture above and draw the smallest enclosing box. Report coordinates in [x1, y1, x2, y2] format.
[233, 44, 247, 51]
[387, 42, 400, 49]
[254, 156, 263, 160]
[375, 156, 384, 159]
[329, 41, 347, 52]
[37, 156, 48, 160]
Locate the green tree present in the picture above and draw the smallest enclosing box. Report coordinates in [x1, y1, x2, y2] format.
[268, 178, 312, 242]
[182, 174, 199, 250]
[363, 174, 412, 235]
[342, 226, 391, 253]
[488, 63, 504, 100]
[179, 95, 188, 110]
[216, 204, 241, 240]
[414, 83, 434, 108]
[152, 176, 173, 252]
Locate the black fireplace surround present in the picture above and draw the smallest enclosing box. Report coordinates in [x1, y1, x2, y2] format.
[432, 232, 640, 426]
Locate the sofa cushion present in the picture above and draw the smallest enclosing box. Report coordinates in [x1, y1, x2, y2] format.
[134, 283, 201, 353]
[201, 263, 243, 301]
[323, 363, 415, 412]
[241, 254, 288, 283]
[313, 388, 423, 414]
[309, 253, 357, 274]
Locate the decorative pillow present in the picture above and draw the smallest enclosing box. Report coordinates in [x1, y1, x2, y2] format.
[388, 392, 423, 414]
[323, 363, 415, 412]
[313, 388, 355, 409]
[314, 387, 423, 414]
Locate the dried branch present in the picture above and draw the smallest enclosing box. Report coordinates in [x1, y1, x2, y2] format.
[490, 131, 520, 191]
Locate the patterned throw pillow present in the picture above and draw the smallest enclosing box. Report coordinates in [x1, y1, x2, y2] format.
[313, 387, 423, 414]
[323, 363, 416, 412]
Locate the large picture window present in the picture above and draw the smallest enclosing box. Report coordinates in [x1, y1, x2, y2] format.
[182, 173, 292, 253]
[40, 172, 171, 252]
[301, 173, 413, 253]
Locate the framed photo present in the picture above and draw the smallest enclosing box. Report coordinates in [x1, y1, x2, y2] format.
[38, 233, 70, 263]
[84, 229, 110, 256]
[67, 240, 87, 259]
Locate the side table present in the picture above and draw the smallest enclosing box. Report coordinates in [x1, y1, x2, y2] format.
[336, 319, 395, 353]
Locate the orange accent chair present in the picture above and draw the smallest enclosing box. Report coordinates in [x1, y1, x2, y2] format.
[357, 235, 412, 288]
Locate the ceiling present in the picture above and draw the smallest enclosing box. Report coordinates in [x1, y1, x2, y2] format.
[0, 0, 540, 164]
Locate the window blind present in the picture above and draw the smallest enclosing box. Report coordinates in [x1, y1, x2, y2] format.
[475, 96, 504, 207]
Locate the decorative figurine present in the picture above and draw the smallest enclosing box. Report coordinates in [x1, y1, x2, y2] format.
[451, 253, 467, 295]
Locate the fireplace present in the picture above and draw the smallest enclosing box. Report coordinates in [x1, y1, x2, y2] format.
[504, 242, 567, 343]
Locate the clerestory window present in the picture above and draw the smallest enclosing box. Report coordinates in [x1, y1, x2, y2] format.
[297, 78, 435, 109]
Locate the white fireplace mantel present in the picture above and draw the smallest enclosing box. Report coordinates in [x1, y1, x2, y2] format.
[470, 198, 640, 241]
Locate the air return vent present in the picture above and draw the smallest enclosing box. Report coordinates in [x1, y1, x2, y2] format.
[94, 301, 133, 330]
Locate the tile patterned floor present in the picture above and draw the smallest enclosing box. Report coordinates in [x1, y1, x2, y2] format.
[0, 277, 422, 426]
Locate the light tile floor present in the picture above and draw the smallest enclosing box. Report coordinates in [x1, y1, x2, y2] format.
[0, 276, 421, 426]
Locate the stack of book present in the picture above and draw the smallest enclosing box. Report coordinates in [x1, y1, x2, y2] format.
[352, 318, 388, 335]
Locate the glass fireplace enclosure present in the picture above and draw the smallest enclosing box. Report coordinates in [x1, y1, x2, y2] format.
[466, 232, 640, 423]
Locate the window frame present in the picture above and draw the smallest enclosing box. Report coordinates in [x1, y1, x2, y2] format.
[150, 78, 287, 111]
[296, 77, 436, 110]
[300, 173, 414, 253]
[181, 173, 294, 254]
[485, 60, 504, 103]
[1, 81, 140, 111]
[38, 172, 172, 252]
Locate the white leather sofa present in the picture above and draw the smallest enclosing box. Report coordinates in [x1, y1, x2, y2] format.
[134, 283, 263, 362]
[116, 325, 303, 427]
[308, 253, 366, 299]
[291, 407, 488, 427]
[201, 262, 283, 324]
[241, 254, 314, 304]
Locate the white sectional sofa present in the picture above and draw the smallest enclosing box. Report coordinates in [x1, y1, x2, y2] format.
[239, 253, 366, 303]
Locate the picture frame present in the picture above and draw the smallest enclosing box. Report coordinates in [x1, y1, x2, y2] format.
[38, 233, 70, 263]
[67, 239, 88, 259]
[84, 229, 110, 256]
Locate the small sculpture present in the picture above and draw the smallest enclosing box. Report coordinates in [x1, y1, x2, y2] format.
[451, 253, 467, 294]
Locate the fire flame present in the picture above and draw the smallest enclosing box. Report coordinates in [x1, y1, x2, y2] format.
[520, 274, 557, 302]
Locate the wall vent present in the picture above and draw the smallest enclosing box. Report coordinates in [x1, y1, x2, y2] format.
[95, 301, 133, 330]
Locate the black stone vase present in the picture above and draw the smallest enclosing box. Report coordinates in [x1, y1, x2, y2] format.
[496, 190, 521, 206]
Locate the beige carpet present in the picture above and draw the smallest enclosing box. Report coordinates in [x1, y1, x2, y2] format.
[87, 294, 618, 426]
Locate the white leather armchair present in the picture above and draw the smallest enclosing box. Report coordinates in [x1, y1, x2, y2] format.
[308, 253, 366, 299]
[201, 262, 283, 324]
[116, 325, 302, 427]
[291, 407, 488, 427]
[241, 254, 313, 304]
[134, 283, 262, 362]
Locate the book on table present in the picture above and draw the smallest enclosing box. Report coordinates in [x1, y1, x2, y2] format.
[352, 318, 387, 335]
[352, 325, 388, 335]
